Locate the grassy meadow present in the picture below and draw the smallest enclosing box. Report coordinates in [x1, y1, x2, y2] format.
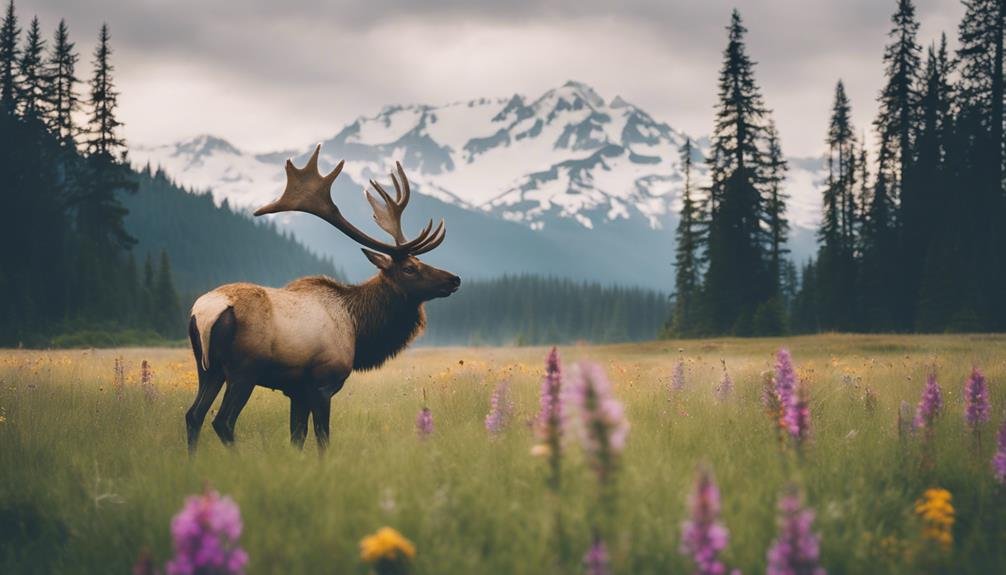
[0, 334, 1004, 573]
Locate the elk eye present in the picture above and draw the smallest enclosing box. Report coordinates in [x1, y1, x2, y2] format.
[402, 267, 417, 276]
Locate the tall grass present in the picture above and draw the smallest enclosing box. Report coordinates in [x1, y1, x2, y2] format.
[0, 334, 1003, 573]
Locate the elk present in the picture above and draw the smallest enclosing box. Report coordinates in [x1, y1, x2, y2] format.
[185, 145, 460, 452]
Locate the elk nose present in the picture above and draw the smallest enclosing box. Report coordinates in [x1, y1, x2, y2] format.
[450, 275, 461, 288]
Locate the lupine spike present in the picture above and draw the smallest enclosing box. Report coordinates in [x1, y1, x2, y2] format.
[485, 379, 514, 435]
[913, 369, 942, 430]
[680, 465, 730, 575]
[582, 536, 611, 575]
[766, 487, 826, 575]
[964, 366, 990, 431]
[993, 419, 1006, 485]
[416, 407, 433, 439]
[566, 362, 629, 486]
[166, 488, 248, 575]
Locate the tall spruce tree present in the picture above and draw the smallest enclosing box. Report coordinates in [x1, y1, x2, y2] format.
[763, 121, 790, 294]
[0, 0, 18, 113]
[702, 10, 774, 334]
[85, 23, 123, 158]
[954, 0, 1005, 330]
[46, 19, 78, 144]
[16, 15, 44, 120]
[876, 0, 922, 196]
[670, 137, 703, 337]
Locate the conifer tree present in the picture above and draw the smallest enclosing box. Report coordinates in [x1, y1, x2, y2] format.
[154, 250, 181, 336]
[670, 137, 703, 336]
[46, 19, 78, 144]
[763, 121, 790, 294]
[702, 10, 774, 334]
[16, 16, 45, 120]
[85, 23, 123, 159]
[0, 0, 19, 113]
[876, 0, 922, 197]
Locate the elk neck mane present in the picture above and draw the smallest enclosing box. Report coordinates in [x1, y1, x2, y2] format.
[287, 275, 426, 371]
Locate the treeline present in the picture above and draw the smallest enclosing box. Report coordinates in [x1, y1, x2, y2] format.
[669, 1, 1006, 337]
[0, 2, 340, 346]
[423, 275, 669, 346]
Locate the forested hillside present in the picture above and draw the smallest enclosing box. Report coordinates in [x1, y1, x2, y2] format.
[423, 275, 669, 345]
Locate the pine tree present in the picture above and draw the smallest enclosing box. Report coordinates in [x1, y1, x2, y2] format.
[154, 250, 181, 336]
[763, 121, 790, 294]
[16, 15, 44, 120]
[669, 137, 703, 337]
[0, 0, 19, 113]
[85, 23, 123, 159]
[876, 0, 922, 197]
[702, 10, 774, 334]
[46, 19, 78, 144]
[860, 144, 899, 330]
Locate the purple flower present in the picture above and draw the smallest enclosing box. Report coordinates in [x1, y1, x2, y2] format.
[993, 419, 1006, 485]
[680, 466, 730, 575]
[672, 359, 686, 392]
[536, 347, 563, 444]
[141, 360, 158, 402]
[566, 362, 629, 485]
[583, 536, 611, 575]
[913, 369, 943, 430]
[715, 361, 733, 402]
[774, 349, 796, 409]
[784, 385, 812, 445]
[766, 488, 825, 575]
[166, 489, 248, 575]
[964, 367, 990, 431]
[416, 407, 434, 438]
[485, 379, 514, 435]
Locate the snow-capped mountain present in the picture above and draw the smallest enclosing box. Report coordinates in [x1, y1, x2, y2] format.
[133, 81, 823, 288]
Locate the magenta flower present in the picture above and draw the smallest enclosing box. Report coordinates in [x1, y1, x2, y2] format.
[766, 488, 825, 575]
[913, 369, 943, 430]
[566, 362, 629, 485]
[536, 347, 563, 444]
[583, 536, 611, 575]
[784, 385, 812, 445]
[672, 359, 686, 392]
[166, 489, 248, 575]
[993, 419, 1006, 485]
[774, 349, 796, 408]
[485, 379, 514, 435]
[680, 466, 730, 575]
[715, 361, 733, 402]
[964, 367, 990, 431]
[416, 407, 434, 438]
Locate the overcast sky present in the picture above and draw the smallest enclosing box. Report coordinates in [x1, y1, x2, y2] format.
[22, 0, 963, 157]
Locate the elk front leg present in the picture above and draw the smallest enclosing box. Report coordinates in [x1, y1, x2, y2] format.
[289, 396, 310, 449]
[310, 393, 331, 452]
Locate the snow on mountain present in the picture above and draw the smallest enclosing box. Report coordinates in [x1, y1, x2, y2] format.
[134, 80, 823, 231]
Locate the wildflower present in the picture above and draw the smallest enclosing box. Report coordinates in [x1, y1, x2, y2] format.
[964, 367, 989, 431]
[680, 466, 730, 575]
[415, 407, 433, 439]
[166, 488, 248, 575]
[761, 371, 780, 414]
[566, 362, 629, 485]
[535, 347, 564, 490]
[715, 360, 733, 402]
[671, 359, 686, 392]
[784, 385, 812, 446]
[485, 379, 514, 435]
[913, 370, 943, 430]
[773, 349, 797, 408]
[141, 360, 158, 402]
[582, 536, 611, 575]
[360, 527, 416, 575]
[914, 488, 954, 551]
[992, 420, 1006, 485]
[766, 487, 825, 575]
[898, 400, 913, 440]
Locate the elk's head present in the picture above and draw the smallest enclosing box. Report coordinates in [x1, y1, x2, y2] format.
[254, 145, 460, 302]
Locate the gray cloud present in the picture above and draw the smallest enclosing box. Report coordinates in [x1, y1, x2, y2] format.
[20, 0, 963, 155]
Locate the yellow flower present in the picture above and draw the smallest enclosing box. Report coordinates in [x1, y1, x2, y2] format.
[914, 488, 954, 551]
[360, 527, 416, 564]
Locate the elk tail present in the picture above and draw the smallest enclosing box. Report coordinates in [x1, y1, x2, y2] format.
[190, 292, 232, 371]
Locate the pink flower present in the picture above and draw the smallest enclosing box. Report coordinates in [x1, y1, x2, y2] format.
[680, 466, 730, 575]
[583, 536, 611, 575]
[416, 407, 434, 438]
[766, 488, 825, 575]
[535, 347, 563, 444]
[715, 361, 733, 402]
[993, 419, 1006, 485]
[784, 385, 812, 445]
[166, 489, 248, 575]
[485, 379, 514, 435]
[964, 366, 990, 431]
[774, 349, 796, 408]
[913, 369, 943, 430]
[565, 362, 629, 485]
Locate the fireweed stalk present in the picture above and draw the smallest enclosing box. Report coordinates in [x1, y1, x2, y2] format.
[534, 347, 564, 490]
[993, 419, 1006, 486]
[680, 465, 731, 575]
[166, 488, 248, 575]
[964, 367, 990, 446]
[914, 369, 943, 431]
[485, 379, 514, 435]
[715, 360, 733, 402]
[766, 487, 826, 575]
[566, 362, 630, 489]
[582, 536, 611, 575]
[785, 384, 812, 451]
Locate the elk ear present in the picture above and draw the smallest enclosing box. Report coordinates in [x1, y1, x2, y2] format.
[361, 248, 392, 270]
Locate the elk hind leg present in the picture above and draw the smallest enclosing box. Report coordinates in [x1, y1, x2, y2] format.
[186, 316, 226, 454]
[212, 379, 255, 446]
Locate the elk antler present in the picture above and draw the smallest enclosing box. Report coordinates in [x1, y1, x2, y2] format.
[253, 145, 444, 257]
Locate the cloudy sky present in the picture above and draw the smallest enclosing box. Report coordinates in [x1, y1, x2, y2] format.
[23, 0, 962, 157]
